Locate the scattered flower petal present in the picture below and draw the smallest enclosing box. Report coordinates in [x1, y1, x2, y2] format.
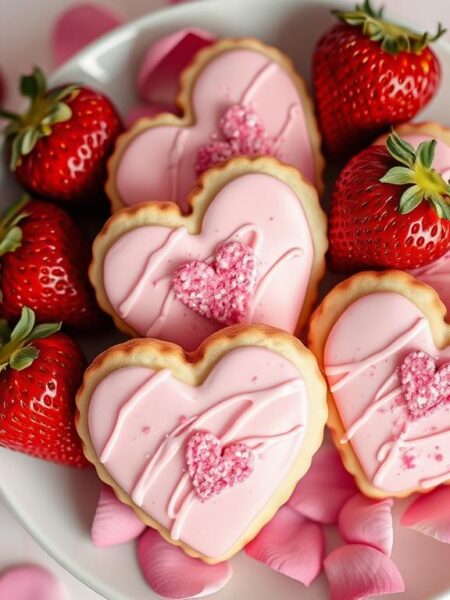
[124, 103, 178, 128]
[91, 485, 146, 547]
[52, 4, 124, 66]
[137, 28, 216, 105]
[324, 544, 405, 600]
[245, 505, 324, 586]
[0, 565, 66, 600]
[339, 494, 394, 556]
[138, 529, 232, 599]
[288, 446, 356, 524]
[401, 486, 450, 543]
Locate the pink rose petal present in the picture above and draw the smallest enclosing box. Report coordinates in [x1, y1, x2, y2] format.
[338, 494, 394, 556]
[401, 486, 450, 543]
[288, 446, 357, 524]
[124, 103, 178, 128]
[0, 565, 66, 600]
[138, 529, 232, 599]
[52, 4, 123, 67]
[137, 28, 216, 105]
[91, 485, 146, 547]
[324, 544, 405, 600]
[245, 505, 324, 586]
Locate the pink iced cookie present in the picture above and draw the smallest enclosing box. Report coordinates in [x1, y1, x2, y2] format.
[375, 125, 450, 316]
[309, 271, 450, 498]
[76, 326, 328, 562]
[0, 565, 66, 600]
[92, 158, 327, 350]
[106, 38, 324, 213]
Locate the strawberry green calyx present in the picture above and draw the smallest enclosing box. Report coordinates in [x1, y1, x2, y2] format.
[0, 194, 30, 257]
[0, 67, 79, 170]
[380, 131, 450, 219]
[333, 0, 446, 54]
[0, 307, 61, 371]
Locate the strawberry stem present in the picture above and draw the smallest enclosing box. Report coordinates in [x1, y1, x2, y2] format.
[0, 194, 30, 257]
[0, 67, 79, 170]
[0, 307, 61, 372]
[333, 0, 446, 54]
[380, 130, 450, 219]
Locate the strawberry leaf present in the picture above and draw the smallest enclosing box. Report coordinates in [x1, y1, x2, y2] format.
[27, 322, 61, 342]
[380, 166, 416, 185]
[0, 320, 11, 345]
[0, 227, 23, 256]
[430, 197, 450, 220]
[386, 132, 416, 168]
[20, 67, 47, 99]
[416, 140, 436, 169]
[9, 346, 39, 371]
[10, 306, 36, 343]
[398, 185, 423, 214]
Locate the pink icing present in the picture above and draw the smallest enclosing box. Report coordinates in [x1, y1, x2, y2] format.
[324, 292, 450, 494]
[409, 250, 450, 316]
[103, 173, 312, 350]
[401, 134, 450, 314]
[88, 346, 308, 559]
[115, 48, 317, 212]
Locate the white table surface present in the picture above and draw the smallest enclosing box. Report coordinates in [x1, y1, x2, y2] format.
[1, 0, 450, 598]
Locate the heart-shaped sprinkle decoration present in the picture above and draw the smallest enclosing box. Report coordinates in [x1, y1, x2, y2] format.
[173, 241, 257, 325]
[186, 430, 255, 501]
[196, 104, 274, 176]
[400, 351, 450, 420]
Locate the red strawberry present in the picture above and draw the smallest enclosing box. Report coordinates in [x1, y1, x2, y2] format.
[0, 67, 122, 204]
[329, 131, 450, 270]
[313, 0, 445, 157]
[0, 195, 105, 329]
[0, 307, 88, 467]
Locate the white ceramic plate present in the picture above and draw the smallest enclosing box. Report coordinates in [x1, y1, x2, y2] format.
[1, 1, 450, 598]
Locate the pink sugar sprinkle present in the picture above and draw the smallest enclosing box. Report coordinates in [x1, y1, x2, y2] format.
[401, 451, 416, 470]
[435, 453, 444, 462]
[400, 351, 450, 420]
[185, 430, 254, 501]
[195, 104, 274, 175]
[172, 241, 257, 325]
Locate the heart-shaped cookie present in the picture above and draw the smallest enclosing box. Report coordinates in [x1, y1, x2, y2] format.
[309, 271, 450, 498]
[375, 122, 450, 316]
[76, 325, 328, 562]
[106, 38, 324, 213]
[91, 157, 327, 350]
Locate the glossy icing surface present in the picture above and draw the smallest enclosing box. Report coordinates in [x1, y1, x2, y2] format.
[88, 346, 308, 558]
[324, 293, 450, 494]
[402, 134, 450, 314]
[104, 173, 313, 350]
[115, 48, 316, 212]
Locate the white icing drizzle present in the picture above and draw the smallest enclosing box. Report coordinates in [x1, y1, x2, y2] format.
[119, 228, 187, 318]
[127, 377, 304, 538]
[100, 369, 171, 463]
[240, 62, 278, 106]
[113, 222, 302, 335]
[372, 425, 410, 487]
[326, 316, 450, 490]
[247, 247, 303, 319]
[325, 318, 426, 393]
[272, 104, 301, 154]
[169, 129, 189, 203]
